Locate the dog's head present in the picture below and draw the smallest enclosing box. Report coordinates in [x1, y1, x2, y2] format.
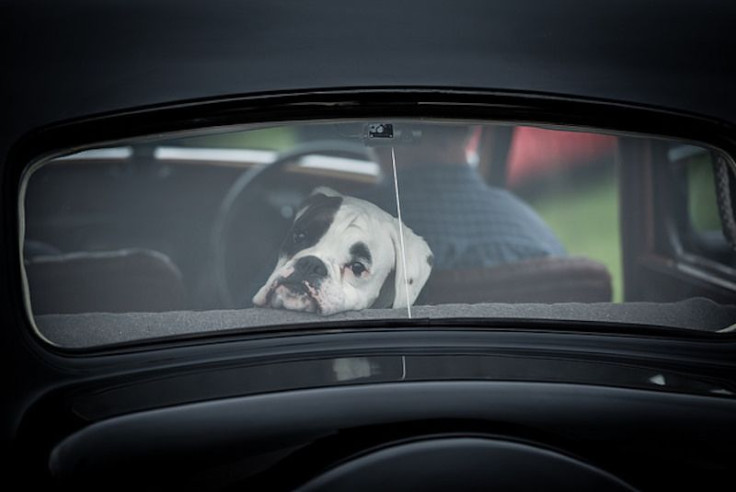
[253, 187, 433, 315]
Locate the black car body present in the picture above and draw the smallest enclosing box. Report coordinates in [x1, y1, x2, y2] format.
[3, 1, 736, 490]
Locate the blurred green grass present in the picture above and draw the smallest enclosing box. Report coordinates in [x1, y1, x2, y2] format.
[520, 170, 622, 302]
[177, 127, 296, 150]
[688, 155, 722, 232]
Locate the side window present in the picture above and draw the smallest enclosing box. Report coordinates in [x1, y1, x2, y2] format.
[670, 145, 736, 268]
[686, 152, 722, 234]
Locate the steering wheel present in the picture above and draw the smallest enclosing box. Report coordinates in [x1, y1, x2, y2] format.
[211, 140, 378, 308]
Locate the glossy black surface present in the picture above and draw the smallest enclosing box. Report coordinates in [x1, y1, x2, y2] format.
[47, 383, 736, 490]
[4, 0, 736, 148]
[66, 351, 733, 422]
[4, 1, 736, 490]
[296, 436, 636, 491]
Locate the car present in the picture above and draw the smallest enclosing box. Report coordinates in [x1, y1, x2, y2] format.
[3, 1, 736, 490]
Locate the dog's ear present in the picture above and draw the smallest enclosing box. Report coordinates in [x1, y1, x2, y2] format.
[389, 221, 433, 309]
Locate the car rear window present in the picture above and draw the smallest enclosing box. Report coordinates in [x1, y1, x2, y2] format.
[20, 120, 736, 348]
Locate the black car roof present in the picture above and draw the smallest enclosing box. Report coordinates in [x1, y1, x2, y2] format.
[3, 0, 735, 152]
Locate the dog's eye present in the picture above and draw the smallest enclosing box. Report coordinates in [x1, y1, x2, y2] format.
[293, 231, 307, 243]
[349, 261, 366, 276]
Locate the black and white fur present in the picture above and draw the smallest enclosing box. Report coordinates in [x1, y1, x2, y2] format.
[253, 187, 433, 315]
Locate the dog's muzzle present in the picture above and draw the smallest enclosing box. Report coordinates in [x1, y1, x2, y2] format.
[268, 255, 328, 312]
[290, 255, 328, 284]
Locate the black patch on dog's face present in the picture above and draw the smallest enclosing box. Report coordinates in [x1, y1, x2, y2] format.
[349, 242, 372, 266]
[281, 193, 343, 259]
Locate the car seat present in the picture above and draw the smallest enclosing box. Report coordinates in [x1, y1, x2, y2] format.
[24, 248, 187, 314]
[419, 256, 613, 304]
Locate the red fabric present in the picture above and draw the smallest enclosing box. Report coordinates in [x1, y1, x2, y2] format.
[507, 127, 617, 186]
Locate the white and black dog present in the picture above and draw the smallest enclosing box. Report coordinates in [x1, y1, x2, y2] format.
[253, 187, 433, 315]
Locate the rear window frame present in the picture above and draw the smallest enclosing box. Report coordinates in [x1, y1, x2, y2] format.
[10, 88, 736, 353]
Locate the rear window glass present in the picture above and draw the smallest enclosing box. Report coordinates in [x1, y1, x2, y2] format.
[20, 120, 736, 348]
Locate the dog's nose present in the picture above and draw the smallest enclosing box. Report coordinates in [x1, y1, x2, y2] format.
[293, 255, 328, 279]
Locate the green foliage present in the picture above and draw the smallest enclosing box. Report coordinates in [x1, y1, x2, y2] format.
[687, 157, 722, 232]
[522, 170, 622, 302]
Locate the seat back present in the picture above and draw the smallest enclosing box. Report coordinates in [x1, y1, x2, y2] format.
[419, 256, 613, 305]
[25, 248, 187, 314]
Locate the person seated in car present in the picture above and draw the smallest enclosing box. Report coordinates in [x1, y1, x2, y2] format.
[362, 124, 566, 271]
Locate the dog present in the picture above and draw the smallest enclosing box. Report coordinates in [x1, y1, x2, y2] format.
[253, 187, 433, 315]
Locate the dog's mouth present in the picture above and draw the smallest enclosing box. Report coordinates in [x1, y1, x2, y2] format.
[279, 279, 310, 294]
[267, 278, 321, 313]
